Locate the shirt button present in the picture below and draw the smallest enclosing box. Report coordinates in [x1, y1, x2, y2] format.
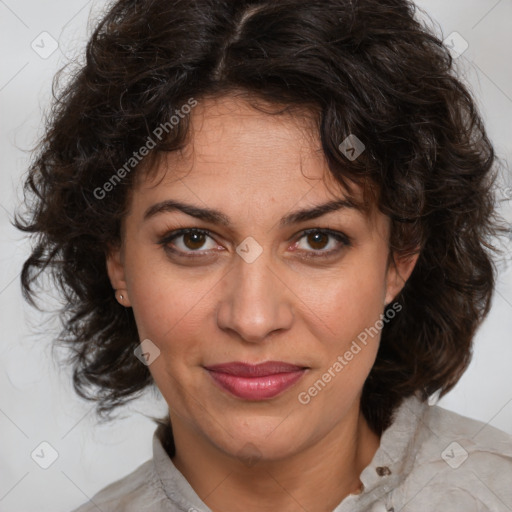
[376, 466, 392, 476]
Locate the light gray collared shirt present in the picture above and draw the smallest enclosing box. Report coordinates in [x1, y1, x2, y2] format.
[71, 394, 512, 512]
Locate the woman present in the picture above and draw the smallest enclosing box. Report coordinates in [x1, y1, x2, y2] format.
[15, 0, 512, 510]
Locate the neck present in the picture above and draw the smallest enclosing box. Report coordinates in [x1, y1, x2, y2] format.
[169, 402, 381, 512]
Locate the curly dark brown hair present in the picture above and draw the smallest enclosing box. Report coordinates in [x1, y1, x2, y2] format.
[15, 0, 507, 435]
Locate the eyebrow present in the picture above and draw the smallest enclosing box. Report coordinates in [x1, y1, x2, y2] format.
[143, 197, 363, 227]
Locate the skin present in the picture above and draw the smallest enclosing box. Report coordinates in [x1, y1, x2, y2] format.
[107, 93, 419, 512]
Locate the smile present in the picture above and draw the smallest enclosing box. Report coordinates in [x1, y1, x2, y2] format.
[204, 361, 308, 400]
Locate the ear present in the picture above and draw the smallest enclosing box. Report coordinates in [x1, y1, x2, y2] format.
[106, 242, 132, 307]
[384, 251, 420, 306]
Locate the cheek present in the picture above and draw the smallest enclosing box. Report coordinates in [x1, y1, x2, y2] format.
[296, 264, 387, 410]
[299, 256, 387, 343]
[124, 249, 218, 356]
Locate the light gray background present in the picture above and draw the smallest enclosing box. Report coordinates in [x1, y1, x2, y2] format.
[1, 1, 511, 511]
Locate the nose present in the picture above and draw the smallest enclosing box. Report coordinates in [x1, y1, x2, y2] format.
[215, 247, 294, 343]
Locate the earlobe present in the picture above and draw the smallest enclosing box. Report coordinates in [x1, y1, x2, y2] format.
[106, 243, 131, 307]
[384, 251, 420, 305]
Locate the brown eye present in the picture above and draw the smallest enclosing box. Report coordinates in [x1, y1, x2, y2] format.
[293, 228, 351, 258]
[306, 231, 329, 250]
[159, 228, 218, 255]
[182, 231, 207, 250]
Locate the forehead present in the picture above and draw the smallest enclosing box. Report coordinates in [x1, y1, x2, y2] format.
[131, 94, 378, 225]
[143, 94, 331, 186]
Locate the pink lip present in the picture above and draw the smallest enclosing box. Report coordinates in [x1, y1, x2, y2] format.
[204, 361, 308, 400]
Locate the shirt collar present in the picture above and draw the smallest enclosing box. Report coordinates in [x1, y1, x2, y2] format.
[152, 419, 211, 511]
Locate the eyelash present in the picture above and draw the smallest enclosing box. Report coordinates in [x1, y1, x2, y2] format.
[158, 227, 351, 260]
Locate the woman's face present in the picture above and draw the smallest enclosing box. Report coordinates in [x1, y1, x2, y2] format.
[107, 94, 416, 461]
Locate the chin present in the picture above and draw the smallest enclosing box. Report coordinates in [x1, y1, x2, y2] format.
[207, 415, 308, 463]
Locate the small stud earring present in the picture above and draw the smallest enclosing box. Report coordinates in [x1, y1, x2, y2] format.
[119, 294, 124, 300]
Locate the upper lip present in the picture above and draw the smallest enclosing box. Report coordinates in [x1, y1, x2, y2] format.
[204, 361, 307, 377]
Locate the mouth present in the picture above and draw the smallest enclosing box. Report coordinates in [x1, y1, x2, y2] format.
[203, 361, 309, 401]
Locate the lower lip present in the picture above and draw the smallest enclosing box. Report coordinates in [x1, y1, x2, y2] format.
[206, 369, 306, 400]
